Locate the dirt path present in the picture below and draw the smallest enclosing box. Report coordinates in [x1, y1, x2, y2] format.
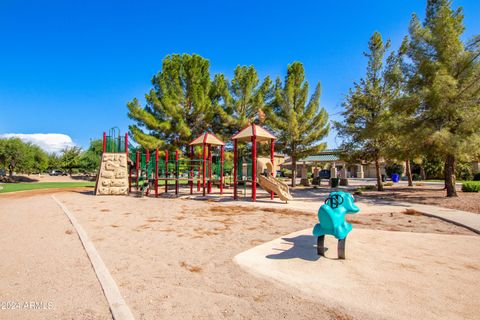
[358, 185, 480, 214]
[0, 193, 111, 320]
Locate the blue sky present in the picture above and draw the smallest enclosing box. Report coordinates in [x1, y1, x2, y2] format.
[1, 0, 479, 152]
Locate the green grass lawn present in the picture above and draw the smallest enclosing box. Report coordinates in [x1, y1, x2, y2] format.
[424, 179, 465, 183]
[0, 182, 95, 193]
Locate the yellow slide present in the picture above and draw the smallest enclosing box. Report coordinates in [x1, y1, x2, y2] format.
[258, 175, 293, 202]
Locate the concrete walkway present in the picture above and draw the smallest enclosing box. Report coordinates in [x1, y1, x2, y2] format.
[234, 228, 480, 320]
[403, 203, 480, 234]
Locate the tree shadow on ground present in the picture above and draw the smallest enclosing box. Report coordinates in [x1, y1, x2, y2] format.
[73, 190, 95, 196]
[70, 175, 96, 181]
[3, 175, 39, 183]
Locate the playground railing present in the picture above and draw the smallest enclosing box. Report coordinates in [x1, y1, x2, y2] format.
[105, 135, 127, 153]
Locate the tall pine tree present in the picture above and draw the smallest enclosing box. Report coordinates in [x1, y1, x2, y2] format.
[405, 0, 480, 197]
[384, 38, 424, 187]
[127, 54, 213, 151]
[266, 62, 330, 187]
[211, 65, 273, 138]
[335, 32, 403, 191]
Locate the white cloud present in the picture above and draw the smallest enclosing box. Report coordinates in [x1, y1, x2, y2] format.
[0, 133, 76, 153]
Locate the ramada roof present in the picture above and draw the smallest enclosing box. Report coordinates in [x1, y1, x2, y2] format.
[189, 132, 225, 146]
[231, 124, 276, 142]
[301, 154, 340, 162]
[284, 149, 341, 164]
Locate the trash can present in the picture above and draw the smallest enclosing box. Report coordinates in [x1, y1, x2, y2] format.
[381, 174, 386, 182]
[330, 178, 340, 188]
[391, 173, 400, 183]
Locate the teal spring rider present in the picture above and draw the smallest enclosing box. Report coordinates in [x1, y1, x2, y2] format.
[312, 191, 359, 259]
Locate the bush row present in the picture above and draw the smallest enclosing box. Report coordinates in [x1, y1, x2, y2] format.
[461, 181, 480, 193]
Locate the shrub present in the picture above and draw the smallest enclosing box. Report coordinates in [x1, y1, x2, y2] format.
[456, 162, 473, 181]
[360, 185, 376, 191]
[423, 156, 444, 179]
[462, 181, 480, 193]
[385, 163, 404, 178]
[412, 173, 422, 181]
[473, 173, 480, 181]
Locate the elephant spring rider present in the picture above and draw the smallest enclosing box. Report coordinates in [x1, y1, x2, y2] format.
[312, 191, 359, 259]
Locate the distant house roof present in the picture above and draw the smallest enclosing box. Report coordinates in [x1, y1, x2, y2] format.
[283, 149, 341, 164]
[301, 154, 340, 162]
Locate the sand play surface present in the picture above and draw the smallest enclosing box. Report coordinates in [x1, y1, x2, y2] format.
[0, 189, 478, 319]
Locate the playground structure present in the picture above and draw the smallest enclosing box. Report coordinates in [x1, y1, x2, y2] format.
[232, 124, 293, 202]
[95, 127, 129, 195]
[312, 191, 360, 259]
[257, 158, 293, 202]
[188, 132, 225, 196]
[95, 125, 293, 202]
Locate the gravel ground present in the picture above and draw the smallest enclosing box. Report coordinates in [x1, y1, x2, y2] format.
[1, 188, 477, 319]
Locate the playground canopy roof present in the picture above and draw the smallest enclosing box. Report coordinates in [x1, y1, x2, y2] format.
[231, 124, 276, 142]
[189, 132, 225, 146]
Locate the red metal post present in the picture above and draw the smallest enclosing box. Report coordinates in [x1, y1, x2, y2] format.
[155, 148, 159, 197]
[102, 132, 106, 153]
[175, 150, 179, 196]
[197, 151, 201, 192]
[165, 150, 169, 193]
[207, 144, 212, 194]
[270, 138, 275, 200]
[190, 146, 193, 195]
[145, 149, 150, 196]
[220, 145, 224, 195]
[125, 133, 128, 156]
[202, 143, 207, 196]
[233, 139, 237, 200]
[252, 136, 257, 202]
[126, 134, 130, 193]
[136, 151, 140, 191]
